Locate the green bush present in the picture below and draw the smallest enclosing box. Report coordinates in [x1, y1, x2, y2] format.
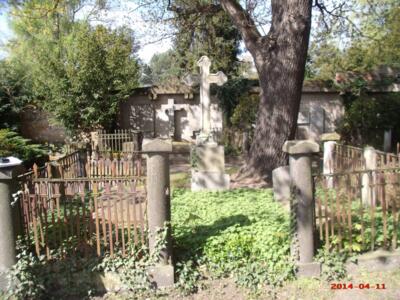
[172, 188, 295, 292]
[338, 93, 400, 148]
[0, 129, 47, 164]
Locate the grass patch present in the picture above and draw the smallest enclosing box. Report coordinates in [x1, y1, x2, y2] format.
[171, 172, 190, 188]
[172, 188, 294, 293]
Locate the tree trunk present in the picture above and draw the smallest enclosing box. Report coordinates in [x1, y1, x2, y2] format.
[221, 0, 312, 181]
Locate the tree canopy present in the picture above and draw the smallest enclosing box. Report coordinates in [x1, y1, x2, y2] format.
[5, 0, 140, 134]
[308, 0, 400, 80]
[171, 0, 241, 76]
[143, 0, 242, 86]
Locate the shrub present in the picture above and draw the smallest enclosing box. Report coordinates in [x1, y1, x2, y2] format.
[338, 93, 400, 148]
[0, 129, 47, 164]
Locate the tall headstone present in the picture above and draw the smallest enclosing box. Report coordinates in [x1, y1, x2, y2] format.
[186, 56, 230, 191]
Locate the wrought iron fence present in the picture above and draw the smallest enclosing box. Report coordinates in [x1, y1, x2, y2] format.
[333, 144, 365, 172]
[330, 143, 400, 172]
[376, 150, 400, 169]
[93, 129, 143, 154]
[314, 168, 400, 253]
[17, 150, 147, 259]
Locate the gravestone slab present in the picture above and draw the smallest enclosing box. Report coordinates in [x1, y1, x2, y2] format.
[193, 145, 225, 172]
[191, 170, 230, 191]
[272, 166, 291, 203]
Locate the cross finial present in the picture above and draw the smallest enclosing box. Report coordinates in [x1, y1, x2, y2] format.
[197, 56, 212, 70]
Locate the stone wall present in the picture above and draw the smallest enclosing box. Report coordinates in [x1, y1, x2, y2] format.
[118, 93, 223, 142]
[296, 92, 345, 140]
[16, 91, 344, 144]
[19, 106, 66, 143]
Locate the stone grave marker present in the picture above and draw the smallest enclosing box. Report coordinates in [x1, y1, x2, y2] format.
[184, 56, 230, 191]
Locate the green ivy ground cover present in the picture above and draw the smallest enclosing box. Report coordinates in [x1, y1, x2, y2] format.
[171, 188, 295, 292]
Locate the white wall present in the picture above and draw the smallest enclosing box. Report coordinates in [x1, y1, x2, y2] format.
[297, 92, 344, 140]
[119, 93, 224, 142]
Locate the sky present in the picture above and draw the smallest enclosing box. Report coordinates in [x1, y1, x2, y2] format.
[0, 1, 173, 62]
[0, 1, 347, 69]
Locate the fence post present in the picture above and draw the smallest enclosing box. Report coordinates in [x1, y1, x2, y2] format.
[283, 140, 320, 276]
[362, 146, 377, 206]
[383, 129, 392, 152]
[322, 141, 336, 188]
[0, 157, 23, 291]
[320, 133, 341, 188]
[142, 139, 174, 287]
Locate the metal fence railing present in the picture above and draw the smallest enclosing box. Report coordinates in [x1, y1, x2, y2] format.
[93, 129, 143, 154]
[314, 168, 400, 254]
[18, 150, 147, 259]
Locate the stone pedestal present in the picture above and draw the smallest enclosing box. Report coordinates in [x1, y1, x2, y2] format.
[191, 144, 230, 191]
[142, 140, 174, 287]
[283, 140, 320, 266]
[0, 157, 23, 291]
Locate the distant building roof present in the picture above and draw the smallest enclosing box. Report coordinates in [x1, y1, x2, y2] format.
[131, 66, 400, 99]
[131, 82, 196, 100]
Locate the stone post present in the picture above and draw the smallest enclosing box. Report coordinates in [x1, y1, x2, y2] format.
[283, 140, 320, 276]
[142, 139, 174, 287]
[0, 157, 23, 291]
[383, 129, 392, 152]
[320, 133, 341, 189]
[362, 147, 377, 206]
[90, 131, 99, 152]
[323, 141, 336, 188]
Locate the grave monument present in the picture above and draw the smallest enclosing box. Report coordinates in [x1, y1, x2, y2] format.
[184, 56, 230, 191]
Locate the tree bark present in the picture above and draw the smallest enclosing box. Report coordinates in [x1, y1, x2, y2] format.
[221, 0, 312, 180]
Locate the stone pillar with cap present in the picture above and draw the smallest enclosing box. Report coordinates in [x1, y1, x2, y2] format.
[0, 156, 23, 291]
[283, 140, 321, 277]
[142, 139, 174, 287]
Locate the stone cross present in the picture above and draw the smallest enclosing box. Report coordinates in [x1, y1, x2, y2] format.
[183, 56, 227, 137]
[197, 56, 227, 135]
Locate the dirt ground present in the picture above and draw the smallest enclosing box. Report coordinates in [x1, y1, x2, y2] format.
[99, 269, 400, 300]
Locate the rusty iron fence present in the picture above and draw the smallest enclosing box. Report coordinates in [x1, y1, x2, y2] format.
[376, 150, 400, 169]
[333, 144, 365, 172]
[314, 168, 400, 253]
[18, 150, 147, 259]
[93, 129, 143, 154]
[20, 151, 144, 181]
[331, 143, 400, 172]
